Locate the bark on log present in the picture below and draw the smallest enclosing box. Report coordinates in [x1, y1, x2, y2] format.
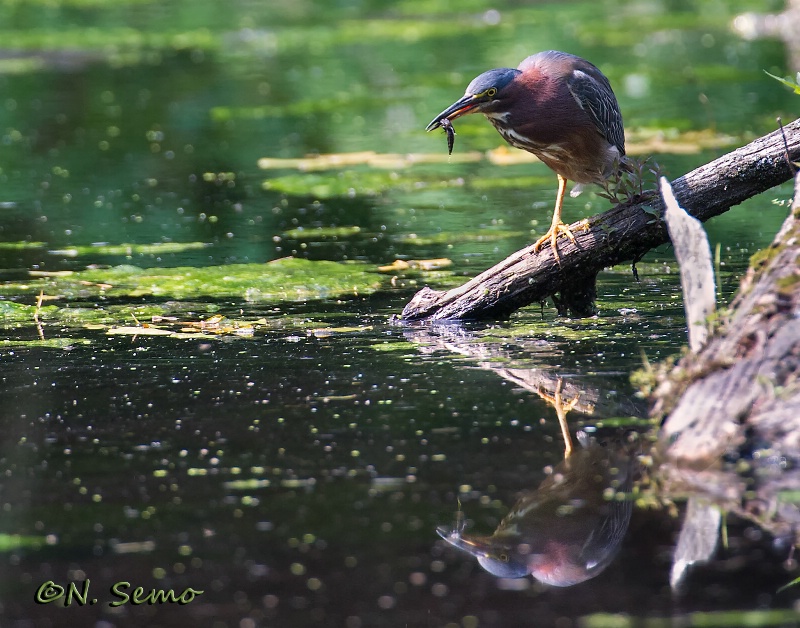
[655, 172, 800, 465]
[401, 118, 800, 321]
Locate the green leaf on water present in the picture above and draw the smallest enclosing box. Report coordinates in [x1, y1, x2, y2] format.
[777, 576, 800, 594]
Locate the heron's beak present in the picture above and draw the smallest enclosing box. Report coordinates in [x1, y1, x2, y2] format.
[436, 525, 493, 557]
[425, 95, 479, 132]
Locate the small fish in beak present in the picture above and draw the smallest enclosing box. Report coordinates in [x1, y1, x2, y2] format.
[440, 118, 456, 155]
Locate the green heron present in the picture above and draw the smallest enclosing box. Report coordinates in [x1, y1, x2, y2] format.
[437, 432, 633, 586]
[426, 50, 627, 259]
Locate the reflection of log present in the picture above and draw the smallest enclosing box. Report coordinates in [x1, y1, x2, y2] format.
[402, 324, 646, 419]
[661, 465, 800, 544]
[656, 173, 800, 464]
[401, 118, 800, 321]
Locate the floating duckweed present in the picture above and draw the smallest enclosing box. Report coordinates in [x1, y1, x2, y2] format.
[290, 562, 306, 576]
[224, 479, 271, 490]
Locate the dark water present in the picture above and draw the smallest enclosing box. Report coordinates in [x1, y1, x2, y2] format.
[1, 0, 799, 626]
[3, 291, 798, 627]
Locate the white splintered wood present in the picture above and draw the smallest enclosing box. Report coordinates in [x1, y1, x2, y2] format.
[669, 496, 721, 591]
[661, 177, 716, 352]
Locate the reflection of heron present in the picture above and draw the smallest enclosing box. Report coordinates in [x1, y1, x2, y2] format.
[438, 433, 634, 586]
[537, 377, 580, 458]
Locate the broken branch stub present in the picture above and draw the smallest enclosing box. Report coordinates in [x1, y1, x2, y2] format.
[660, 177, 716, 352]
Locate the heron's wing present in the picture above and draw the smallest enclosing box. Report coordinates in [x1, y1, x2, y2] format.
[580, 498, 633, 571]
[566, 68, 626, 156]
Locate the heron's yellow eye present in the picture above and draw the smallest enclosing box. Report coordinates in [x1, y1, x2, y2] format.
[486, 87, 497, 98]
[499, 553, 509, 562]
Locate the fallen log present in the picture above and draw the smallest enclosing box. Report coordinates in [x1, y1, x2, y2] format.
[401, 118, 800, 321]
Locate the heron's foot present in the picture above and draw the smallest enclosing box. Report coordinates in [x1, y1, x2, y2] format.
[537, 378, 580, 459]
[532, 220, 589, 260]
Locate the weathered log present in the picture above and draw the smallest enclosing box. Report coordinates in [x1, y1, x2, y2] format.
[655, 172, 800, 465]
[653, 173, 800, 566]
[401, 118, 800, 321]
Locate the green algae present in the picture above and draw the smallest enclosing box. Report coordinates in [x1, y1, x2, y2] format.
[391, 230, 524, 246]
[0, 257, 386, 304]
[580, 609, 800, 628]
[0, 257, 389, 337]
[0, 241, 47, 250]
[0, 299, 176, 329]
[263, 170, 406, 198]
[282, 226, 364, 240]
[0, 337, 92, 349]
[371, 341, 417, 353]
[0, 28, 218, 55]
[0, 300, 56, 322]
[48, 242, 209, 257]
[0, 534, 48, 552]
